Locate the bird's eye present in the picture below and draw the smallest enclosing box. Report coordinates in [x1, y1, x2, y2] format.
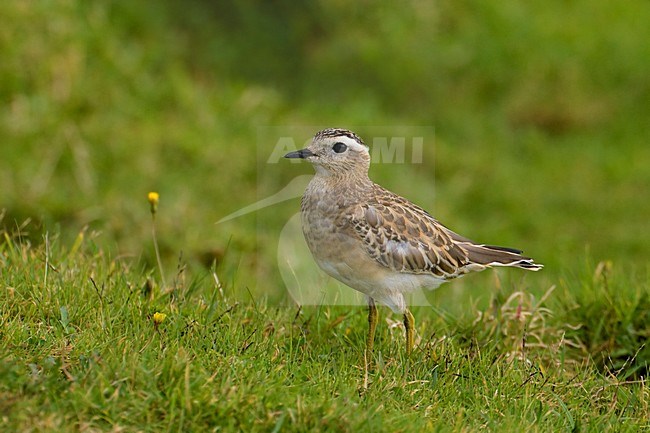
[332, 142, 347, 153]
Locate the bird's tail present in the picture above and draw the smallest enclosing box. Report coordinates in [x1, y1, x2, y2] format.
[463, 243, 543, 271]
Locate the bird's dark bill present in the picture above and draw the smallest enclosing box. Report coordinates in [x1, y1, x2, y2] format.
[284, 149, 314, 159]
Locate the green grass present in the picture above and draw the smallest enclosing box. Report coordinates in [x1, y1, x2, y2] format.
[2, 0, 650, 431]
[1, 223, 648, 432]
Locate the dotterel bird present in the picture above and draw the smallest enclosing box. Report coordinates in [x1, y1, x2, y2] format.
[285, 128, 542, 356]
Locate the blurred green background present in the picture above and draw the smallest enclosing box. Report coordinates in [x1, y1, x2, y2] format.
[1, 1, 649, 300]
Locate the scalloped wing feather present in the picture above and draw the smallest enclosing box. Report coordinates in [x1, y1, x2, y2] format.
[349, 185, 542, 278]
[348, 190, 472, 279]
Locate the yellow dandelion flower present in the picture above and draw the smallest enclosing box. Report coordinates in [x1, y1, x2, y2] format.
[148, 191, 159, 215]
[153, 312, 167, 326]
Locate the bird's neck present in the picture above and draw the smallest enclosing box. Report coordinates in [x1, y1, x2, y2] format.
[313, 168, 371, 183]
[308, 170, 374, 201]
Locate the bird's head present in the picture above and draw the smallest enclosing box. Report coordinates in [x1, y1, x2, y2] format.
[284, 128, 370, 176]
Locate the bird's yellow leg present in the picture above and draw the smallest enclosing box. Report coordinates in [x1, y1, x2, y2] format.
[404, 309, 415, 356]
[362, 298, 378, 390]
[366, 298, 378, 356]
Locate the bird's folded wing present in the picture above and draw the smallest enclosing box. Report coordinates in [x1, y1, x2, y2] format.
[348, 199, 471, 277]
